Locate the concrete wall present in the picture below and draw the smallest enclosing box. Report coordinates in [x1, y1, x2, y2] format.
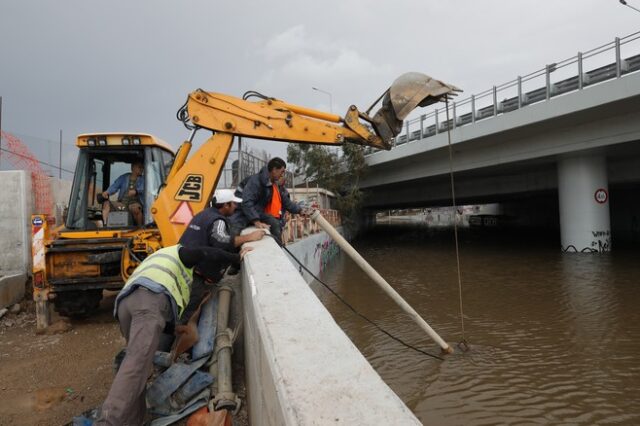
[241, 231, 420, 425]
[0, 171, 34, 274]
[0, 171, 72, 308]
[284, 230, 341, 283]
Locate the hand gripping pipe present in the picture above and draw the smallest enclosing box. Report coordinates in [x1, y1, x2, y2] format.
[310, 210, 453, 354]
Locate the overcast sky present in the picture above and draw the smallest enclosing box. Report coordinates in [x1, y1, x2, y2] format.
[1, 0, 638, 176]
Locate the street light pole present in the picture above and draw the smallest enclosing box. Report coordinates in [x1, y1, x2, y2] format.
[620, 0, 640, 13]
[312, 86, 339, 156]
[312, 86, 333, 113]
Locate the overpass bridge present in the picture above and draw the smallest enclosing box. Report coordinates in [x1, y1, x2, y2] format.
[360, 32, 640, 252]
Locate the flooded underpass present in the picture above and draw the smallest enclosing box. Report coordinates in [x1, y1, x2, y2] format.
[311, 224, 640, 425]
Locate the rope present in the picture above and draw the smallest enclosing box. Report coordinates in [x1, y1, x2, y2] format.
[444, 99, 468, 347]
[267, 234, 444, 361]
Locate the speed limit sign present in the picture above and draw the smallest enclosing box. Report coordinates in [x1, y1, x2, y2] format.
[594, 188, 608, 204]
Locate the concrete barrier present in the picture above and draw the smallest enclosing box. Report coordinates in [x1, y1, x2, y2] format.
[0, 171, 72, 309]
[241, 231, 420, 425]
[0, 271, 27, 309]
[0, 171, 33, 277]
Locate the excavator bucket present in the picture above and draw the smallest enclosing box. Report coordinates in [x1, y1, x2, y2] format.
[372, 72, 461, 144]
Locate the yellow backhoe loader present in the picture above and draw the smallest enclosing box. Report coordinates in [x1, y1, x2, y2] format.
[32, 73, 459, 329]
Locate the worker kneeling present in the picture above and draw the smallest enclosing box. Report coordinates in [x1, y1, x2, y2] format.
[95, 244, 247, 426]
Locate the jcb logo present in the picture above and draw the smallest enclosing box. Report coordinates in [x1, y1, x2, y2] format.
[175, 174, 204, 202]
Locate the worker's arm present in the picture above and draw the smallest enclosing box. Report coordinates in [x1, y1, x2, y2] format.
[102, 174, 126, 199]
[209, 219, 264, 249]
[281, 186, 302, 215]
[208, 219, 236, 252]
[234, 229, 265, 246]
[179, 246, 241, 270]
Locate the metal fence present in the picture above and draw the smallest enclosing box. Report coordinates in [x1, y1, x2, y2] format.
[217, 149, 294, 190]
[366, 31, 640, 155]
[282, 208, 341, 244]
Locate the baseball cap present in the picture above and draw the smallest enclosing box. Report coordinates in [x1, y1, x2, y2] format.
[214, 189, 242, 204]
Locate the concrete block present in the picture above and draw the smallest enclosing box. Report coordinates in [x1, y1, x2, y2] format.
[0, 271, 27, 309]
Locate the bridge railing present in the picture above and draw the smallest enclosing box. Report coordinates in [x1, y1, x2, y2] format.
[367, 31, 640, 155]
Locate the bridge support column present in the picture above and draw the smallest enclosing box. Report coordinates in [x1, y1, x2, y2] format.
[558, 155, 611, 253]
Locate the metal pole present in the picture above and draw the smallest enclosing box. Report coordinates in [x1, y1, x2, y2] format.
[213, 285, 237, 410]
[420, 114, 424, 138]
[452, 102, 457, 128]
[312, 86, 333, 112]
[578, 52, 584, 90]
[311, 210, 453, 354]
[59, 130, 62, 179]
[238, 137, 243, 182]
[0, 96, 2, 169]
[493, 86, 498, 116]
[546, 65, 551, 100]
[615, 37, 622, 78]
[435, 108, 439, 134]
[517, 76, 522, 108]
[471, 95, 476, 123]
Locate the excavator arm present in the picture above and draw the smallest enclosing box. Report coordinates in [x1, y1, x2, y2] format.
[151, 72, 460, 246]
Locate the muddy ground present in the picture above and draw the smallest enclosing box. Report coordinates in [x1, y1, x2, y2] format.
[0, 292, 122, 426]
[0, 288, 248, 426]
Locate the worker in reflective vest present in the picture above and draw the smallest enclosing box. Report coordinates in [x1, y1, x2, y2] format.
[96, 244, 248, 426]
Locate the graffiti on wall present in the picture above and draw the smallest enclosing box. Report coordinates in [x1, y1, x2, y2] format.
[314, 239, 340, 272]
[561, 229, 611, 253]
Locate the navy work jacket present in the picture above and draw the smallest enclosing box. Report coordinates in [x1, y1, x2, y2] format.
[241, 167, 301, 223]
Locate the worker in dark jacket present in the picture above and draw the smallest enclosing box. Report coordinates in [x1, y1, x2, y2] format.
[96, 244, 248, 426]
[179, 189, 264, 315]
[234, 157, 308, 244]
[180, 189, 264, 252]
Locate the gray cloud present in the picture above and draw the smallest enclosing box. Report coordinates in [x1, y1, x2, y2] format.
[1, 0, 637, 170]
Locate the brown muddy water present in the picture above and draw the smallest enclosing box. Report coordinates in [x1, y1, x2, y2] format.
[310, 225, 640, 425]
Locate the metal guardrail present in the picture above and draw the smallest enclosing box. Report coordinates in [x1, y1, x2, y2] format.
[366, 31, 640, 155]
[282, 208, 341, 244]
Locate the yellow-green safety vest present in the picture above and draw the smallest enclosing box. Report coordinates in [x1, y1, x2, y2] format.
[123, 245, 194, 317]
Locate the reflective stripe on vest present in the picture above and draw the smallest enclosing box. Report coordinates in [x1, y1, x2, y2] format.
[124, 245, 193, 317]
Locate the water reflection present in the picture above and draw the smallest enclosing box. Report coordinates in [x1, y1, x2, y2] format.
[312, 225, 640, 425]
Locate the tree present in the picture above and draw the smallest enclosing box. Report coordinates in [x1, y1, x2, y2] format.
[287, 143, 367, 231]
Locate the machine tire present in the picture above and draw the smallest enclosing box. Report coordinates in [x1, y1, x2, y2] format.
[54, 290, 103, 318]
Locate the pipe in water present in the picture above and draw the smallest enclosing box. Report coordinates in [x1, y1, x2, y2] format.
[311, 210, 453, 354]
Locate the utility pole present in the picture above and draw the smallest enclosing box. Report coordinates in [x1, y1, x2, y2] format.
[0, 96, 3, 169]
[59, 130, 62, 179]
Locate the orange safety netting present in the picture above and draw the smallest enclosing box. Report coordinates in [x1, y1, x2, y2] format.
[0, 131, 52, 215]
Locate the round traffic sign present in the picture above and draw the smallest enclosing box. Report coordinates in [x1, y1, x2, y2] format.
[594, 188, 608, 204]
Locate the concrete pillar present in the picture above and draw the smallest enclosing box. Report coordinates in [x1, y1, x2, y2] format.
[558, 155, 611, 253]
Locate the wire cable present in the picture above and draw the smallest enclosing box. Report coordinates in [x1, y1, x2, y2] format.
[266, 234, 444, 361]
[445, 99, 468, 348]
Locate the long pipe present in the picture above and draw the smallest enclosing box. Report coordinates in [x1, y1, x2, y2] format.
[311, 210, 453, 354]
[213, 285, 237, 410]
